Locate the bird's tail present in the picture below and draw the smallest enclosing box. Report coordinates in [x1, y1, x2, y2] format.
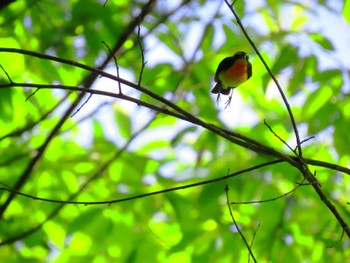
[211, 82, 231, 95]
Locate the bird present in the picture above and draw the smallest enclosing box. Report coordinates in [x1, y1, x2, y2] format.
[211, 51, 252, 107]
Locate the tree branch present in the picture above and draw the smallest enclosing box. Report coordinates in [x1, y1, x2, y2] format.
[0, 160, 281, 206]
[224, 0, 350, 239]
[224, 0, 303, 157]
[225, 184, 257, 263]
[0, 0, 157, 219]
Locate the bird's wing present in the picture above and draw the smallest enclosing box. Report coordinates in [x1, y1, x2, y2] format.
[214, 57, 234, 82]
[247, 61, 252, 79]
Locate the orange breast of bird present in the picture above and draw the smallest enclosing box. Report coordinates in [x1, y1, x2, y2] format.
[219, 59, 248, 87]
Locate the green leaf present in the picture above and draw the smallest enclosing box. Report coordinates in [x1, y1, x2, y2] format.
[170, 126, 196, 147]
[303, 86, 332, 118]
[309, 33, 334, 51]
[343, 0, 350, 24]
[114, 106, 131, 138]
[0, 87, 13, 122]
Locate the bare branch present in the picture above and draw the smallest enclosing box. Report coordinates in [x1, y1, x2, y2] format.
[71, 94, 92, 117]
[25, 88, 39, 101]
[0, 77, 295, 161]
[326, 230, 344, 248]
[223, 0, 350, 239]
[264, 119, 295, 154]
[137, 17, 147, 86]
[225, 183, 257, 263]
[0, 93, 69, 141]
[231, 180, 305, 204]
[1, 47, 349, 238]
[249, 224, 260, 263]
[295, 136, 315, 151]
[224, 0, 302, 157]
[302, 158, 350, 175]
[3, 81, 350, 179]
[102, 40, 122, 94]
[0, 64, 12, 83]
[0, 160, 281, 206]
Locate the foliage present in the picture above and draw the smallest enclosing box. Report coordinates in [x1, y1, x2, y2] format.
[0, 0, 350, 262]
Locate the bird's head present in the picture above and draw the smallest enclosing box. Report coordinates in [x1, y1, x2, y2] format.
[233, 51, 249, 60]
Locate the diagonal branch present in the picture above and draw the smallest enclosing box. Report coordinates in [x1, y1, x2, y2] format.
[223, 1, 350, 239]
[0, 79, 299, 164]
[231, 180, 306, 204]
[225, 184, 257, 263]
[224, 0, 302, 158]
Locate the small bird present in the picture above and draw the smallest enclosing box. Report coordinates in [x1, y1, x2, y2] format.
[211, 51, 252, 107]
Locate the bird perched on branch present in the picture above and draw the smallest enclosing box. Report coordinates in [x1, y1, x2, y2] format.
[211, 51, 252, 108]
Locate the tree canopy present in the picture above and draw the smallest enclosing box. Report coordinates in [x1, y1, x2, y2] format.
[1, 0, 350, 262]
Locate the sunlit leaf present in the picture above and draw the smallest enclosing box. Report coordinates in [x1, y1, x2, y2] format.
[343, 0, 350, 24]
[309, 33, 334, 51]
[303, 86, 332, 118]
[114, 106, 131, 138]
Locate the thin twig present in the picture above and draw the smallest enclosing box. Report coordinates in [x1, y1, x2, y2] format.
[264, 119, 295, 154]
[102, 40, 122, 94]
[0, 64, 12, 83]
[0, 159, 281, 206]
[326, 229, 344, 248]
[231, 0, 237, 6]
[295, 136, 315, 151]
[137, 17, 147, 86]
[0, 93, 69, 141]
[225, 184, 257, 263]
[231, 180, 305, 204]
[71, 94, 92, 117]
[248, 224, 260, 263]
[25, 88, 39, 101]
[61, 101, 111, 135]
